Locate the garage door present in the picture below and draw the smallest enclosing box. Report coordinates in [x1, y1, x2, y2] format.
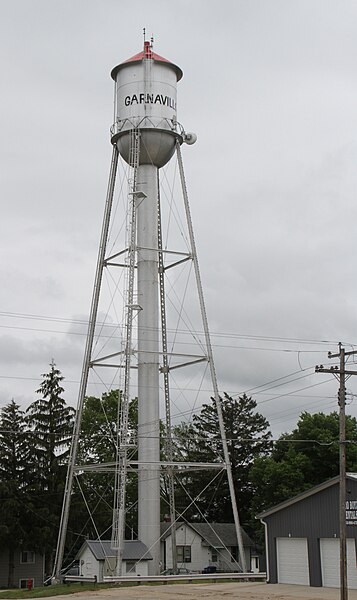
[276, 537, 309, 585]
[320, 538, 357, 589]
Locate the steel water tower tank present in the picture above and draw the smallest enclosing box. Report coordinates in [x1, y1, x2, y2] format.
[110, 40, 183, 167]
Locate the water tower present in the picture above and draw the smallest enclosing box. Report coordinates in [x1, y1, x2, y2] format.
[53, 37, 245, 578]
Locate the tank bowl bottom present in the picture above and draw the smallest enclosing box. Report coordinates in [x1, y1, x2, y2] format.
[112, 129, 182, 168]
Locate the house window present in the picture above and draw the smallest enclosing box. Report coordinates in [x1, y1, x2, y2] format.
[19, 579, 34, 589]
[230, 546, 239, 562]
[211, 547, 218, 562]
[20, 551, 35, 564]
[126, 561, 136, 574]
[177, 545, 191, 563]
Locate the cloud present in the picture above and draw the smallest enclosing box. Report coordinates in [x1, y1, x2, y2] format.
[1, 0, 357, 435]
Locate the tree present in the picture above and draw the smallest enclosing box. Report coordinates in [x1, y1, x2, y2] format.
[250, 411, 357, 517]
[250, 452, 311, 518]
[173, 393, 272, 527]
[71, 391, 139, 545]
[26, 361, 75, 574]
[27, 361, 74, 487]
[0, 400, 28, 587]
[79, 391, 137, 464]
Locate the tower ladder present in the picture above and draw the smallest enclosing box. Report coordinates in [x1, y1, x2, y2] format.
[111, 128, 140, 577]
[157, 172, 178, 572]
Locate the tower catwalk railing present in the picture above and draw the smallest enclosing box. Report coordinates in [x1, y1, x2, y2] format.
[111, 128, 140, 576]
[110, 116, 185, 140]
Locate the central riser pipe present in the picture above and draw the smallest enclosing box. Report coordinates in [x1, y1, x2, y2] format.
[136, 164, 160, 574]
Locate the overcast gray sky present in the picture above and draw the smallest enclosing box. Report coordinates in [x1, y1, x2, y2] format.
[1, 0, 357, 436]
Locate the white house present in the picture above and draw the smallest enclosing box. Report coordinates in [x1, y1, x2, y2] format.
[76, 540, 152, 581]
[160, 522, 259, 573]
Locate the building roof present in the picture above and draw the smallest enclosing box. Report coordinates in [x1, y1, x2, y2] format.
[257, 472, 357, 519]
[77, 540, 152, 561]
[160, 522, 255, 548]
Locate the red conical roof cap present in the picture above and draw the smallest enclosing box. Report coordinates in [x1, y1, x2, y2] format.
[111, 41, 183, 81]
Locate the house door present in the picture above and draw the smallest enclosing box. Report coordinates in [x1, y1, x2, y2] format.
[276, 537, 309, 585]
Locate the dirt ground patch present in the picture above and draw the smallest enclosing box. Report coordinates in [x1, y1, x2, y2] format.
[27, 581, 357, 600]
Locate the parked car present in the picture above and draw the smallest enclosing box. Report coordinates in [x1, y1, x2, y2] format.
[202, 565, 217, 574]
[62, 565, 80, 582]
[44, 564, 79, 586]
[161, 567, 192, 575]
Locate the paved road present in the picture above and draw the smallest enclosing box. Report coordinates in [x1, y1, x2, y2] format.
[26, 581, 357, 599]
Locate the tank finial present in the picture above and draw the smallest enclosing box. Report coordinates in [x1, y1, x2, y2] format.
[143, 28, 154, 57]
[144, 40, 152, 58]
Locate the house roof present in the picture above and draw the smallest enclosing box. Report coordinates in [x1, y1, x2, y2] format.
[77, 540, 152, 561]
[160, 522, 254, 548]
[257, 472, 357, 519]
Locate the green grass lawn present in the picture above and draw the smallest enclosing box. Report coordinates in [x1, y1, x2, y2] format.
[0, 583, 113, 599]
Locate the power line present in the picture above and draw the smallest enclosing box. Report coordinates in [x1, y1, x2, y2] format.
[0, 322, 339, 355]
[0, 310, 350, 348]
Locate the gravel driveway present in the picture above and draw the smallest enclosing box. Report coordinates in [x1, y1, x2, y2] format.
[26, 581, 357, 599]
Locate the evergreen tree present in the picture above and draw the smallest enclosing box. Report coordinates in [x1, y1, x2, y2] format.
[26, 361, 75, 574]
[0, 400, 28, 587]
[27, 361, 74, 488]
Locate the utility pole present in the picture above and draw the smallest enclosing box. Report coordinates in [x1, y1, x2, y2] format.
[316, 343, 357, 600]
